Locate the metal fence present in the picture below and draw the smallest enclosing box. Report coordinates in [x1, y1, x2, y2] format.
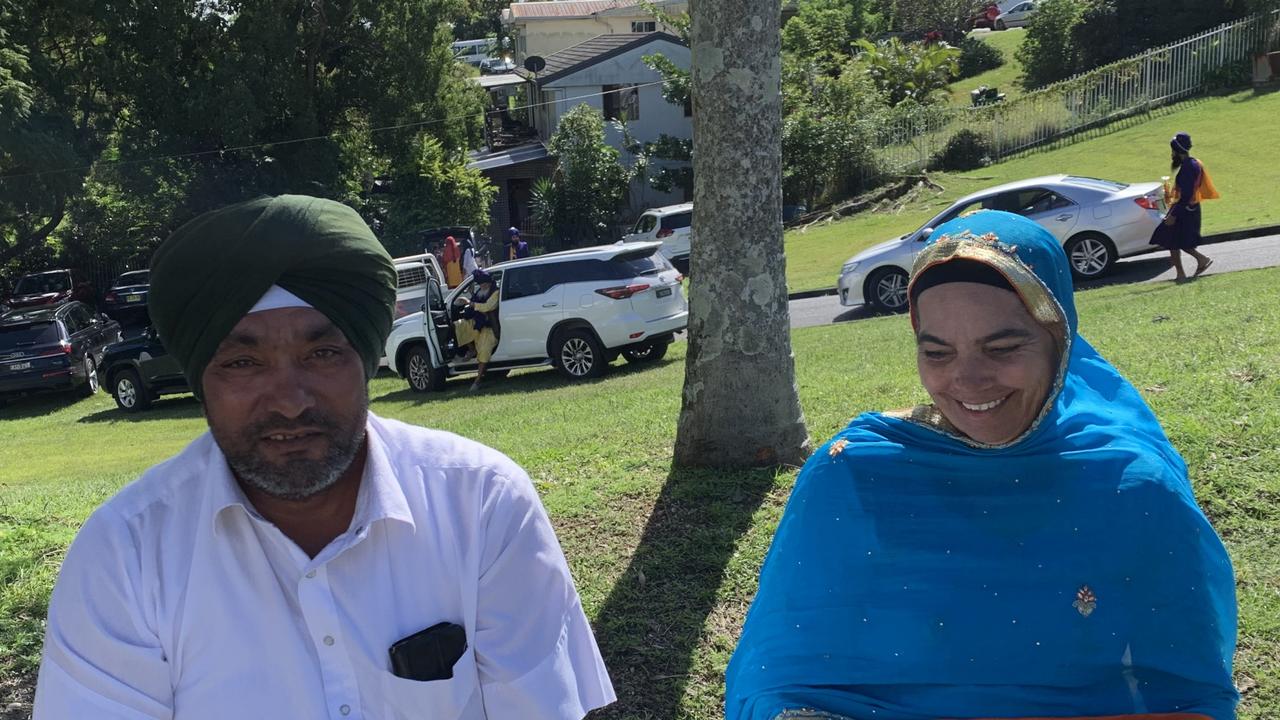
[875, 9, 1280, 174]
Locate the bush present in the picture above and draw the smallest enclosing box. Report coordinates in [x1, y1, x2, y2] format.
[956, 37, 1005, 80]
[1016, 0, 1088, 90]
[934, 129, 991, 171]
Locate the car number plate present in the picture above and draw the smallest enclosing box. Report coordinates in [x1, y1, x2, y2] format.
[657, 287, 673, 298]
[7, 361, 31, 371]
[126, 294, 143, 302]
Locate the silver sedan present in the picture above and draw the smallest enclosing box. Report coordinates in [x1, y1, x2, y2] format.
[837, 175, 1167, 313]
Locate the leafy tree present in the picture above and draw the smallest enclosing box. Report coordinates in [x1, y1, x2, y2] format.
[532, 104, 631, 247]
[780, 59, 885, 206]
[1016, 0, 1088, 89]
[0, 0, 119, 269]
[1070, 0, 1248, 72]
[855, 37, 960, 105]
[892, 0, 977, 43]
[782, 0, 871, 74]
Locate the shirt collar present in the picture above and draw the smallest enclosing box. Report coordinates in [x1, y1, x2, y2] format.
[210, 416, 416, 536]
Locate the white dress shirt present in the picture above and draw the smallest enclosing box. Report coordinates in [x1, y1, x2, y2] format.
[35, 413, 615, 720]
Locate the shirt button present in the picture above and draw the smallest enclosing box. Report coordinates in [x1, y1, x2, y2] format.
[305, 570, 316, 579]
[340, 704, 351, 716]
[323, 635, 335, 646]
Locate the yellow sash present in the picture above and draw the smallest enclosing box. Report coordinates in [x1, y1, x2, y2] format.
[1194, 162, 1221, 202]
[1168, 162, 1221, 204]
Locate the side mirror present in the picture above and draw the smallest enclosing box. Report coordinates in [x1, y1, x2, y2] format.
[919, 227, 934, 242]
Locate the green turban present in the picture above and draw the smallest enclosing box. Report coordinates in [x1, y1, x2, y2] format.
[148, 195, 396, 399]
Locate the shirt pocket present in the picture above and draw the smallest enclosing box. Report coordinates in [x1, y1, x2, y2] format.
[380, 650, 481, 720]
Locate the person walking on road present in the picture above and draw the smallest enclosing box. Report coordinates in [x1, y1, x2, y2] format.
[1150, 132, 1219, 282]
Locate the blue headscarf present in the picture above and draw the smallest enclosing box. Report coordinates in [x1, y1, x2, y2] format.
[726, 212, 1237, 720]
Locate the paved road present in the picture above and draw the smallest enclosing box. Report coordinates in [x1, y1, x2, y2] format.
[789, 233, 1280, 329]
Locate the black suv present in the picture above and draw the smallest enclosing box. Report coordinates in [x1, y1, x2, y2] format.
[0, 302, 123, 399]
[101, 327, 190, 411]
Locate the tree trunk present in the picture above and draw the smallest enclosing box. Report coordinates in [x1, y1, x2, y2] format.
[0, 200, 66, 265]
[673, 0, 810, 468]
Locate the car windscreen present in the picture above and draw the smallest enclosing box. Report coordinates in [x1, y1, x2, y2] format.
[632, 214, 658, 234]
[15, 272, 70, 295]
[609, 248, 668, 277]
[114, 270, 149, 286]
[0, 322, 61, 348]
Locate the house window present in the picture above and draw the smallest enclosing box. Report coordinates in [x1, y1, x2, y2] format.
[603, 84, 640, 121]
[631, 21, 656, 32]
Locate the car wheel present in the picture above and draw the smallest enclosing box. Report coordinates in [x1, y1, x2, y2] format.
[554, 329, 607, 380]
[622, 340, 669, 364]
[1064, 233, 1116, 280]
[865, 267, 911, 314]
[78, 357, 99, 397]
[405, 345, 446, 392]
[995, 19, 1006, 29]
[112, 369, 152, 412]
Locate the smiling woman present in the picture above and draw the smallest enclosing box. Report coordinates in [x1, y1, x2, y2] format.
[726, 211, 1239, 720]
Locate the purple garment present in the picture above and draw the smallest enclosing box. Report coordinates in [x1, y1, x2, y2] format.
[1150, 157, 1203, 251]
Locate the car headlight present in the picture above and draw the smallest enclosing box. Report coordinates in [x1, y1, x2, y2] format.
[840, 261, 861, 276]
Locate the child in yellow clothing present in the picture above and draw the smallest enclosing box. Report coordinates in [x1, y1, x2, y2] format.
[453, 269, 499, 391]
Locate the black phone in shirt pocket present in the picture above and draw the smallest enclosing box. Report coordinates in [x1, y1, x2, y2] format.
[388, 622, 468, 682]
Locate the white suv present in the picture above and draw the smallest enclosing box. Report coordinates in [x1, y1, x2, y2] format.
[622, 203, 692, 274]
[385, 241, 687, 391]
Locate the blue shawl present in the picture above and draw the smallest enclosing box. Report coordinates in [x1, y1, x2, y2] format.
[725, 212, 1237, 720]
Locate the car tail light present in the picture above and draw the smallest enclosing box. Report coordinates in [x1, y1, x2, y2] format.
[656, 228, 673, 239]
[1134, 195, 1160, 211]
[594, 283, 651, 299]
[59, 340, 73, 354]
[105, 292, 117, 302]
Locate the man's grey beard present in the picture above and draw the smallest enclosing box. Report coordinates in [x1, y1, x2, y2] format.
[221, 399, 369, 501]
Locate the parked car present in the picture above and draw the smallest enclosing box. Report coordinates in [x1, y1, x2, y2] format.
[622, 203, 693, 275]
[969, 3, 1001, 29]
[995, 0, 1037, 29]
[0, 302, 123, 399]
[7, 268, 96, 310]
[836, 175, 1166, 313]
[479, 57, 516, 74]
[386, 241, 687, 391]
[101, 326, 190, 412]
[102, 269, 151, 324]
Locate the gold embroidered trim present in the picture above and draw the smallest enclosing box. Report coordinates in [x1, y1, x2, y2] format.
[896, 229, 1074, 450]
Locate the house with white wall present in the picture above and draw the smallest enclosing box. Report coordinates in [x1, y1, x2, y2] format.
[467, 32, 691, 242]
[523, 32, 692, 208]
[503, 0, 687, 62]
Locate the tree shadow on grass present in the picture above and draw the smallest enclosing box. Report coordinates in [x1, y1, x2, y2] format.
[1229, 83, 1280, 103]
[76, 395, 203, 424]
[588, 465, 781, 719]
[371, 357, 682, 405]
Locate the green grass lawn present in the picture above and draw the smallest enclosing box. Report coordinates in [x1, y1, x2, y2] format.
[950, 27, 1028, 105]
[784, 86, 1280, 293]
[4, 268, 1280, 717]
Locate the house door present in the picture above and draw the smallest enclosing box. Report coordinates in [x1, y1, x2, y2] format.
[508, 178, 532, 233]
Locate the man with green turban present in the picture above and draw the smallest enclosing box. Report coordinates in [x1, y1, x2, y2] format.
[35, 195, 616, 720]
